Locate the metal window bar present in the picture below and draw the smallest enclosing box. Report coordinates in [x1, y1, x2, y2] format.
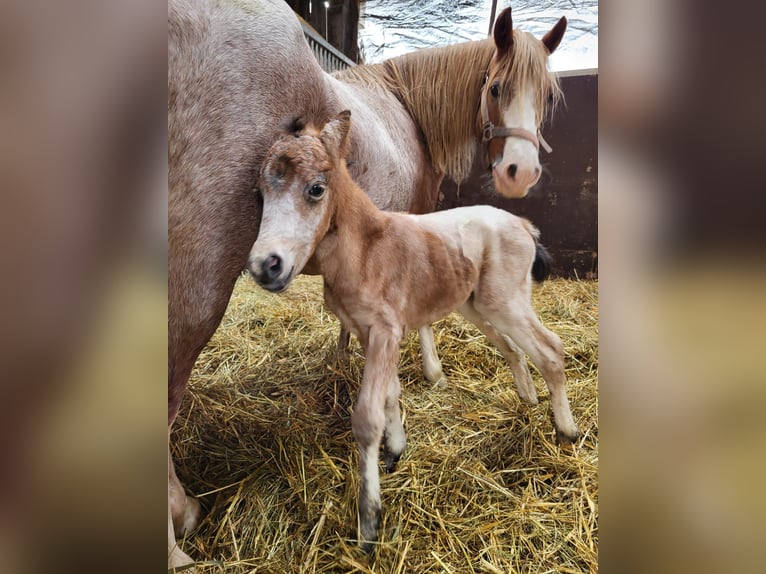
[300, 21, 355, 73]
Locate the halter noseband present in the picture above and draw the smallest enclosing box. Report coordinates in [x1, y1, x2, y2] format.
[479, 74, 553, 154]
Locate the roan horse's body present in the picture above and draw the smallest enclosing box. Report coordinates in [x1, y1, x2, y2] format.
[169, 0, 566, 567]
[249, 110, 580, 548]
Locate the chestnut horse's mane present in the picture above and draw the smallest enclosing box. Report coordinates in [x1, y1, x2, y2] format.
[334, 31, 561, 183]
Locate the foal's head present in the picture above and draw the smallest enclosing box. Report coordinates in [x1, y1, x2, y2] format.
[480, 7, 567, 198]
[248, 111, 351, 292]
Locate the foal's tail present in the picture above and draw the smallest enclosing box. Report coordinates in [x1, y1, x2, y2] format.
[520, 218, 552, 283]
[532, 242, 552, 283]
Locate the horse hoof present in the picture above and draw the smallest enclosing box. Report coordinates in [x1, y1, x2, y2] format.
[173, 495, 202, 537]
[382, 449, 402, 473]
[431, 375, 448, 390]
[168, 544, 196, 573]
[556, 427, 580, 446]
[520, 393, 538, 405]
[358, 507, 381, 553]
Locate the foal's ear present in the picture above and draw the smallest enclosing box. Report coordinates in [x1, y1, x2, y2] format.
[542, 16, 567, 54]
[320, 110, 352, 160]
[493, 7, 514, 59]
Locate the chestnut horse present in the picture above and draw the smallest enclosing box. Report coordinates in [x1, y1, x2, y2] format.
[249, 110, 580, 548]
[169, 0, 566, 568]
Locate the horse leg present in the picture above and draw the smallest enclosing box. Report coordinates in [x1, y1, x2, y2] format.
[475, 297, 579, 444]
[168, 228, 254, 567]
[168, 427, 201, 536]
[352, 325, 400, 551]
[168, 427, 198, 571]
[382, 374, 406, 473]
[418, 325, 447, 388]
[336, 325, 351, 361]
[458, 303, 538, 405]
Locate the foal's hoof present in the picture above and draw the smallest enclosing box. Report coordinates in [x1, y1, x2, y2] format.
[358, 507, 381, 553]
[556, 427, 581, 446]
[434, 376, 448, 390]
[382, 449, 402, 473]
[520, 393, 539, 406]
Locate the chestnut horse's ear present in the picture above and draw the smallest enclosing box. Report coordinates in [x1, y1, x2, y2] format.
[493, 7, 514, 59]
[542, 16, 567, 54]
[320, 110, 352, 160]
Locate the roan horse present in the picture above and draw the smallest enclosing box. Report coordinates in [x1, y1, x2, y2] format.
[249, 110, 580, 549]
[169, 0, 566, 567]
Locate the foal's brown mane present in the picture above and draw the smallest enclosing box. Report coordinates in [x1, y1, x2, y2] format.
[334, 31, 561, 184]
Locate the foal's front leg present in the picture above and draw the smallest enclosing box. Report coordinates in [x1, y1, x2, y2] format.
[382, 374, 406, 473]
[352, 325, 401, 551]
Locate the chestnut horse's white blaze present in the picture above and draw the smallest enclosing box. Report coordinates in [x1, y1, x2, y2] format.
[495, 86, 541, 191]
[248, 111, 579, 550]
[477, 13, 566, 199]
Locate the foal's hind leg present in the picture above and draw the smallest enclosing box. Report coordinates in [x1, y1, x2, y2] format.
[458, 303, 538, 405]
[418, 325, 447, 387]
[476, 298, 580, 444]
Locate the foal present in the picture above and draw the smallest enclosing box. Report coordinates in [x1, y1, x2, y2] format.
[248, 111, 579, 549]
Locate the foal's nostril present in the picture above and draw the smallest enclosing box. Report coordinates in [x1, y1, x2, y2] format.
[508, 164, 518, 180]
[534, 166, 541, 178]
[261, 254, 283, 281]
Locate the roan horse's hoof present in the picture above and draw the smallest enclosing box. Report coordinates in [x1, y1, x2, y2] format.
[173, 494, 202, 537]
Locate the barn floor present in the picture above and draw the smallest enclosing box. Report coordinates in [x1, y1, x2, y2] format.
[173, 274, 598, 573]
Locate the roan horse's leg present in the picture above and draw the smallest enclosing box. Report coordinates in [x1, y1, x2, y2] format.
[475, 297, 580, 444]
[458, 303, 538, 404]
[168, 428, 200, 571]
[352, 325, 401, 550]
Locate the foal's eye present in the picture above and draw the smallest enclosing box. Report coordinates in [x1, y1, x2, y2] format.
[307, 183, 325, 200]
[490, 82, 500, 98]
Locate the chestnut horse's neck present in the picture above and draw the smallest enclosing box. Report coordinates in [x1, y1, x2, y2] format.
[336, 39, 494, 183]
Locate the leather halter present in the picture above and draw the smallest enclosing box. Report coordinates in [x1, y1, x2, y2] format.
[479, 74, 552, 154]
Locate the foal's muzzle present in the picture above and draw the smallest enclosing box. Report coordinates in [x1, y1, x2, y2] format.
[248, 253, 293, 292]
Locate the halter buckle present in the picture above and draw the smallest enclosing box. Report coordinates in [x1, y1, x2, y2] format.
[482, 123, 494, 144]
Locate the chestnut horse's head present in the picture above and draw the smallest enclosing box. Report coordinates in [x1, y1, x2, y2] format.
[480, 7, 567, 198]
[248, 111, 351, 292]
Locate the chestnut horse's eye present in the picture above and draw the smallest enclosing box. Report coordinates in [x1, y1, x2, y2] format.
[490, 82, 500, 98]
[307, 183, 325, 200]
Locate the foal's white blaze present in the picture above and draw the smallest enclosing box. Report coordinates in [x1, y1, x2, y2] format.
[493, 86, 541, 198]
[248, 184, 327, 290]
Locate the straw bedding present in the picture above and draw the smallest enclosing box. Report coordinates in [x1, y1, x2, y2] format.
[173, 274, 598, 573]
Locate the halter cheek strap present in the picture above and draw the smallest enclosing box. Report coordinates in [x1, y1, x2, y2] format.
[480, 76, 553, 154]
